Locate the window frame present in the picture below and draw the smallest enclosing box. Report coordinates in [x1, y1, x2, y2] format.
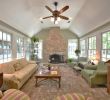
[101, 30, 110, 61]
[68, 39, 78, 59]
[0, 31, 12, 63]
[88, 36, 96, 59]
[16, 37, 24, 58]
[80, 39, 86, 57]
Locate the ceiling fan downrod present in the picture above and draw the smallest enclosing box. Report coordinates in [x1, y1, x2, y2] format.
[54, 2, 58, 10]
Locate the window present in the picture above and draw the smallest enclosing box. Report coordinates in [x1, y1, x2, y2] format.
[68, 39, 78, 58]
[24, 39, 31, 60]
[88, 36, 96, 59]
[80, 39, 86, 57]
[0, 31, 12, 63]
[17, 37, 24, 58]
[102, 31, 110, 61]
[34, 40, 43, 59]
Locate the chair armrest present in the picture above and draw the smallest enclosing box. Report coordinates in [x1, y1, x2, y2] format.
[94, 70, 107, 75]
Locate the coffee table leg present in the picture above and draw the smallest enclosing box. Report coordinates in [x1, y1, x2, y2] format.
[59, 77, 61, 88]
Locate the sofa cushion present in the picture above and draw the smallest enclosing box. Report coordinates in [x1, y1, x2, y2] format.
[83, 70, 94, 76]
[13, 62, 23, 71]
[0, 62, 15, 74]
[2, 89, 30, 100]
[55, 93, 86, 100]
[18, 58, 28, 66]
[13, 64, 36, 82]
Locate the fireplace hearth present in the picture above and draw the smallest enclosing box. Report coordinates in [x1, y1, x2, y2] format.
[49, 54, 64, 63]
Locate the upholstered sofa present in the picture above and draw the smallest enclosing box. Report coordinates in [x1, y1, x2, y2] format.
[0, 89, 30, 100]
[81, 61, 108, 87]
[0, 58, 37, 90]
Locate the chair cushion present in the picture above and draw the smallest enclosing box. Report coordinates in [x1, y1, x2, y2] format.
[55, 93, 86, 100]
[2, 89, 30, 100]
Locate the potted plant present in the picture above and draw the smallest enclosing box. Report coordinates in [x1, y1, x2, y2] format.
[75, 49, 81, 63]
[31, 36, 39, 43]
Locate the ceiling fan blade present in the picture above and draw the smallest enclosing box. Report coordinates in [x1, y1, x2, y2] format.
[59, 6, 69, 14]
[59, 15, 69, 20]
[42, 16, 53, 19]
[45, 6, 53, 13]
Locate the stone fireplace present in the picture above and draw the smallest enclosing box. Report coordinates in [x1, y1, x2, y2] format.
[43, 27, 67, 62]
[49, 53, 64, 63]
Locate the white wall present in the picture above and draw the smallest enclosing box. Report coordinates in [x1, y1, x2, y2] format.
[80, 22, 110, 61]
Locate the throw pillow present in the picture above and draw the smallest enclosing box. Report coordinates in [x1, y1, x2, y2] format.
[78, 63, 84, 69]
[13, 62, 22, 71]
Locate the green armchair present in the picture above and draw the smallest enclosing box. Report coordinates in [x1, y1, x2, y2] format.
[81, 61, 107, 87]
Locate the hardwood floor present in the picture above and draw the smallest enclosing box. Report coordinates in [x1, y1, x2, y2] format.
[21, 64, 110, 100]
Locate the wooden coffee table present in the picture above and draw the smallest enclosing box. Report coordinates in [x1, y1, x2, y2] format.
[35, 67, 61, 88]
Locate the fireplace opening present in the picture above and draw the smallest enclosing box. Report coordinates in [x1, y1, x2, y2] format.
[49, 54, 64, 63]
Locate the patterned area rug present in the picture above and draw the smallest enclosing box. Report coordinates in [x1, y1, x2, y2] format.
[21, 64, 110, 100]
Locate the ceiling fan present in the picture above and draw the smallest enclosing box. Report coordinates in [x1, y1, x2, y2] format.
[42, 2, 69, 24]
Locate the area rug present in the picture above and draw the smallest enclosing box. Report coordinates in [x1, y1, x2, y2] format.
[21, 64, 110, 100]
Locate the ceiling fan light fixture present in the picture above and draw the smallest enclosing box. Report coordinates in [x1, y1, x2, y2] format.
[55, 20, 58, 24]
[57, 17, 61, 22]
[69, 17, 72, 20]
[51, 17, 54, 22]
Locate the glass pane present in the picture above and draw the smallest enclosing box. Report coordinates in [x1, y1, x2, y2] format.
[3, 43, 7, 49]
[7, 34, 11, 41]
[4, 50, 7, 58]
[68, 39, 78, 58]
[108, 32, 110, 40]
[107, 41, 110, 49]
[107, 50, 110, 59]
[0, 31, 2, 40]
[0, 49, 3, 59]
[3, 33, 7, 41]
[103, 33, 107, 42]
[0, 42, 2, 48]
[102, 50, 106, 57]
[7, 50, 11, 58]
[102, 58, 106, 61]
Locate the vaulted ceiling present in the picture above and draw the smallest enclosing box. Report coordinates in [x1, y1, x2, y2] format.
[0, 0, 110, 37]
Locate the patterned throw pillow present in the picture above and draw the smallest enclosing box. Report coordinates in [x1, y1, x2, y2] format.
[55, 93, 86, 100]
[13, 62, 22, 71]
